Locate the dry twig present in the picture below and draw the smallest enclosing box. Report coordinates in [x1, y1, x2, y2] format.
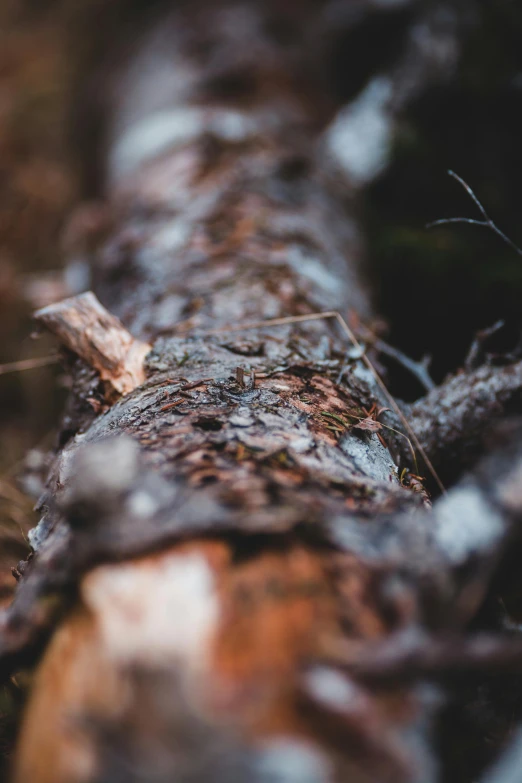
[427, 169, 522, 257]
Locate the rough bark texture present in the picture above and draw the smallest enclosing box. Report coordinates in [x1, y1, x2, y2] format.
[409, 361, 522, 483]
[5, 3, 522, 783]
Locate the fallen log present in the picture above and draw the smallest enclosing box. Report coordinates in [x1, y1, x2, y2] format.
[6, 3, 522, 783]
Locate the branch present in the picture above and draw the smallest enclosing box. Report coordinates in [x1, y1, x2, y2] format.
[410, 361, 522, 480]
[35, 291, 151, 399]
[322, 630, 522, 684]
[372, 337, 435, 393]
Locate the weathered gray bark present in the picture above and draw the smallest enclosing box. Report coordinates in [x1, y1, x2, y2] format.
[5, 3, 522, 783]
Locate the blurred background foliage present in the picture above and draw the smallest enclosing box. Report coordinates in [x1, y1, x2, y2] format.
[0, 0, 72, 470]
[365, 0, 522, 395]
[0, 2, 73, 770]
[0, 0, 74, 611]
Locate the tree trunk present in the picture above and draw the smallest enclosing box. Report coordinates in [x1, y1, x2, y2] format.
[6, 3, 522, 783]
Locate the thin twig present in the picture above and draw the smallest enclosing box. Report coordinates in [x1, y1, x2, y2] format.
[464, 319, 505, 372]
[427, 170, 522, 257]
[197, 311, 338, 336]
[373, 338, 435, 392]
[0, 355, 59, 376]
[195, 311, 445, 494]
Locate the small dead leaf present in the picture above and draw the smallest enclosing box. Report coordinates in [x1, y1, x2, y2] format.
[353, 418, 383, 432]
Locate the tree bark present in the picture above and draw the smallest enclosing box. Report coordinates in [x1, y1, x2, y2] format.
[6, 3, 522, 783]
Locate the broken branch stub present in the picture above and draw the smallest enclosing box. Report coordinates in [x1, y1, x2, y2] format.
[34, 291, 151, 398]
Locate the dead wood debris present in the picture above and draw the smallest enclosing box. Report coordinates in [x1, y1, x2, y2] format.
[34, 292, 151, 399]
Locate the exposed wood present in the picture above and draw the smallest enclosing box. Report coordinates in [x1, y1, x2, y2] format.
[35, 292, 151, 399]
